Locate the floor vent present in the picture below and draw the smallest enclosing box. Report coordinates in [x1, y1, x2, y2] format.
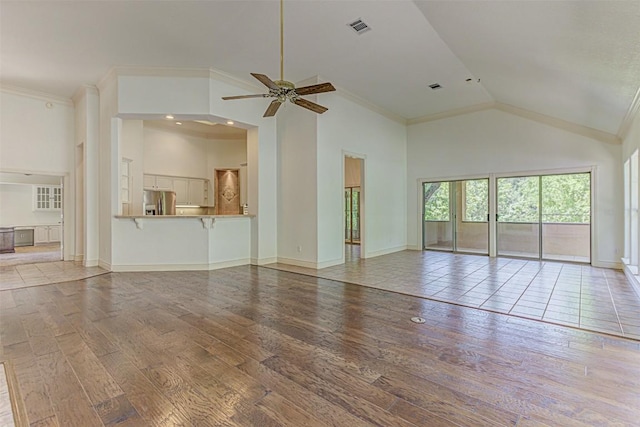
[348, 19, 371, 34]
[429, 83, 443, 90]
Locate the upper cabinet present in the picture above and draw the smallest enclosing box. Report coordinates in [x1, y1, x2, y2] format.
[33, 185, 62, 211]
[143, 174, 173, 191]
[145, 174, 209, 206]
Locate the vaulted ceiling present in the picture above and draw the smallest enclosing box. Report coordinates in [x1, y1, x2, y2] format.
[2, 1, 639, 138]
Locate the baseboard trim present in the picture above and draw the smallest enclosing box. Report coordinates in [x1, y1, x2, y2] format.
[251, 257, 278, 266]
[317, 257, 344, 269]
[406, 245, 422, 251]
[276, 257, 322, 269]
[622, 262, 640, 299]
[74, 255, 84, 262]
[98, 260, 111, 271]
[592, 260, 623, 269]
[363, 245, 407, 259]
[110, 258, 250, 272]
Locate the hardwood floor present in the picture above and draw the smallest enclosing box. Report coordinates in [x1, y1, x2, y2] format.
[1, 266, 640, 426]
[267, 250, 640, 340]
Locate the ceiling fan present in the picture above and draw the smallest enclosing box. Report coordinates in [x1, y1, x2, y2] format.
[222, 0, 336, 117]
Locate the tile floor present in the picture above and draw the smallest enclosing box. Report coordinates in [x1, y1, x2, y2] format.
[0, 261, 108, 291]
[266, 246, 640, 341]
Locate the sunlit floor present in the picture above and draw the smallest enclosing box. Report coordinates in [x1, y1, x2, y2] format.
[266, 249, 640, 340]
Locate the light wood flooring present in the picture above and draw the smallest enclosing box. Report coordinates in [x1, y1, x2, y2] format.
[267, 248, 640, 340]
[1, 266, 640, 426]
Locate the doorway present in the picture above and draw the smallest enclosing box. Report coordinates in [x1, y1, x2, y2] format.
[423, 179, 489, 254]
[345, 156, 363, 260]
[0, 172, 64, 267]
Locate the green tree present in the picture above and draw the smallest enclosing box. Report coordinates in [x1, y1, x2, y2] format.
[424, 182, 449, 221]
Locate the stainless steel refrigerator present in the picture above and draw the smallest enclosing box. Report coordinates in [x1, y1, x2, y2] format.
[143, 190, 176, 215]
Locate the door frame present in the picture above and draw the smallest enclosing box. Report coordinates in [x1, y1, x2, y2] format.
[417, 166, 595, 263]
[422, 179, 490, 255]
[343, 152, 365, 260]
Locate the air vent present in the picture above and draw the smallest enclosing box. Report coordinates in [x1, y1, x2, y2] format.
[429, 83, 442, 90]
[348, 19, 371, 34]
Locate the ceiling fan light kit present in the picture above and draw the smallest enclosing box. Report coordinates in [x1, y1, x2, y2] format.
[222, 0, 335, 117]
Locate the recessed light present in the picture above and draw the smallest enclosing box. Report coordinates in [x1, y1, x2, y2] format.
[165, 114, 174, 119]
[175, 122, 182, 125]
[226, 120, 234, 125]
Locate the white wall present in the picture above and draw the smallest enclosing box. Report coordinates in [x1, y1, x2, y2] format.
[73, 86, 100, 266]
[317, 93, 408, 264]
[0, 183, 61, 226]
[277, 102, 319, 265]
[0, 90, 73, 174]
[407, 108, 622, 267]
[111, 216, 250, 271]
[143, 126, 210, 178]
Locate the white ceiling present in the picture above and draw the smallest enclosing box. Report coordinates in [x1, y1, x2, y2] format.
[2, 1, 639, 136]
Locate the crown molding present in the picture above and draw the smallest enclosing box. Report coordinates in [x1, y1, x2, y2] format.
[333, 85, 407, 125]
[96, 67, 118, 93]
[618, 86, 640, 141]
[494, 103, 621, 145]
[111, 66, 211, 79]
[0, 84, 73, 106]
[209, 69, 263, 93]
[71, 85, 99, 105]
[407, 102, 495, 125]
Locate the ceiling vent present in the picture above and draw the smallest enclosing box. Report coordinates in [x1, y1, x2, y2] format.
[429, 83, 443, 90]
[348, 19, 371, 34]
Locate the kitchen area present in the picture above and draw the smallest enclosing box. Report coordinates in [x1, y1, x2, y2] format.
[111, 118, 254, 271]
[0, 173, 63, 264]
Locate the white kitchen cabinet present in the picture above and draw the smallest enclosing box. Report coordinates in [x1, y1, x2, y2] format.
[188, 179, 207, 206]
[33, 185, 62, 211]
[144, 174, 208, 205]
[35, 225, 60, 244]
[171, 177, 208, 206]
[172, 178, 189, 204]
[143, 174, 173, 190]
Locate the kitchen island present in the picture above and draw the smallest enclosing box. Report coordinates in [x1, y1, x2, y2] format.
[111, 214, 255, 272]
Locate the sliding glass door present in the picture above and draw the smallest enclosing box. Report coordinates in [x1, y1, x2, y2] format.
[423, 179, 488, 254]
[497, 172, 590, 262]
[423, 182, 454, 251]
[541, 173, 590, 262]
[497, 176, 541, 258]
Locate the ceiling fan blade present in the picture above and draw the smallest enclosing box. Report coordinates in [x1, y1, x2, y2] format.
[293, 98, 328, 114]
[251, 73, 279, 90]
[264, 100, 283, 117]
[222, 94, 268, 100]
[295, 82, 336, 96]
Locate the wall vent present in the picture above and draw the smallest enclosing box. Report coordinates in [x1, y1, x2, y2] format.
[429, 83, 443, 90]
[348, 19, 371, 34]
